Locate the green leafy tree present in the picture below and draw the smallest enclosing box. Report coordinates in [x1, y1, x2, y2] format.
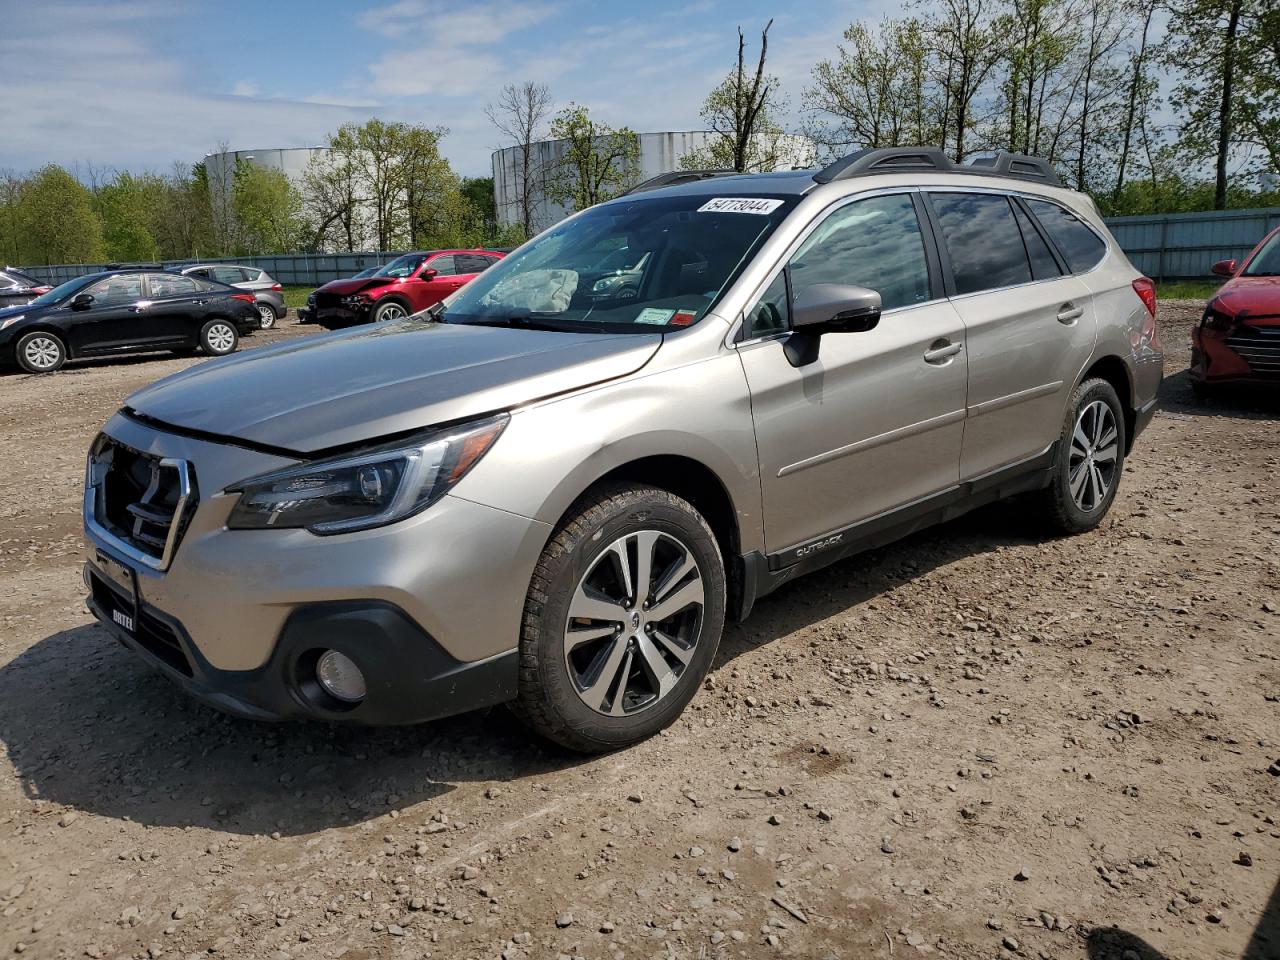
[232, 160, 302, 254]
[546, 104, 640, 212]
[97, 171, 160, 262]
[15, 165, 105, 265]
[1162, 0, 1277, 207]
[805, 18, 945, 155]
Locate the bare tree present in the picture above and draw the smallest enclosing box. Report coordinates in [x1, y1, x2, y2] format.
[922, 0, 1002, 161]
[700, 20, 779, 173]
[486, 81, 552, 236]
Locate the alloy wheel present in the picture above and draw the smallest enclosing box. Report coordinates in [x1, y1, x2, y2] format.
[23, 336, 62, 371]
[257, 305, 275, 329]
[1068, 399, 1119, 512]
[563, 530, 705, 717]
[207, 323, 236, 353]
[379, 303, 407, 321]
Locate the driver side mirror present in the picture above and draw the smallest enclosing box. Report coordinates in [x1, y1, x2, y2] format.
[71, 292, 95, 309]
[784, 283, 882, 367]
[1210, 259, 1237, 278]
[418, 269, 438, 281]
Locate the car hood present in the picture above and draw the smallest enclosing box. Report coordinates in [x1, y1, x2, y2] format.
[1216, 275, 1280, 320]
[125, 320, 662, 453]
[317, 276, 401, 296]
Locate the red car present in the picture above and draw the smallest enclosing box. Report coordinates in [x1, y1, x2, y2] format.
[300, 249, 505, 329]
[1191, 226, 1280, 394]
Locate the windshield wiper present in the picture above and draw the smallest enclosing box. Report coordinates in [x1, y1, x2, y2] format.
[454, 314, 604, 333]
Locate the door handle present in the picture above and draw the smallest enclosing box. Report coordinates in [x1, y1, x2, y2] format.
[1057, 303, 1084, 324]
[923, 339, 963, 364]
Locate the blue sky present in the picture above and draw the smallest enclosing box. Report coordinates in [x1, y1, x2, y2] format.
[1, 0, 877, 180]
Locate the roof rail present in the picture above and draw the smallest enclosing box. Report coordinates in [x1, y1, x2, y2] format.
[624, 169, 738, 196]
[961, 151, 1062, 185]
[813, 146, 1062, 187]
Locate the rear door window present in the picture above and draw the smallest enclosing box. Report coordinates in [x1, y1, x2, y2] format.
[1011, 201, 1062, 281]
[148, 274, 199, 298]
[929, 193, 1033, 295]
[1025, 199, 1107, 273]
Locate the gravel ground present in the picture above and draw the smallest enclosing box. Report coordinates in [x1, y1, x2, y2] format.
[0, 304, 1277, 960]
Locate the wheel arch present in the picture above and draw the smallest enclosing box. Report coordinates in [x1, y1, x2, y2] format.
[1078, 354, 1136, 452]
[554, 454, 747, 623]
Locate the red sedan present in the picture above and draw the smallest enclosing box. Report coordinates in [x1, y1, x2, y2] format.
[300, 249, 505, 329]
[1191, 227, 1280, 394]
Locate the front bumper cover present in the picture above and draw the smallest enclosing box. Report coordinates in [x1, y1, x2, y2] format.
[86, 566, 518, 724]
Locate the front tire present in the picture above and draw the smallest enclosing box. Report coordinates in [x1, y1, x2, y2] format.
[1037, 378, 1126, 534]
[199, 319, 239, 356]
[16, 331, 66, 373]
[371, 300, 409, 324]
[513, 484, 726, 753]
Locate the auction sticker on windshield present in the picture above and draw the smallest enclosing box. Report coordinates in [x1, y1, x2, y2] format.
[635, 308, 675, 325]
[697, 198, 785, 215]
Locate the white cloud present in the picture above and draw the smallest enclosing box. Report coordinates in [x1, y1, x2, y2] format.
[231, 81, 260, 98]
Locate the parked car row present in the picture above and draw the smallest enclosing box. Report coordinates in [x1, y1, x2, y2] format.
[0, 269, 261, 373]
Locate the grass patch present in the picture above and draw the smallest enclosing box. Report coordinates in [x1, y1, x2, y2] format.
[282, 286, 315, 309]
[1157, 280, 1221, 302]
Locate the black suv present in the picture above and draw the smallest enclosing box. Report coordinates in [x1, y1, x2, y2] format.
[0, 269, 261, 373]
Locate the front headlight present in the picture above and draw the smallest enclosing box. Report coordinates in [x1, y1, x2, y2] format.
[341, 294, 372, 308]
[1, 314, 25, 331]
[226, 415, 507, 533]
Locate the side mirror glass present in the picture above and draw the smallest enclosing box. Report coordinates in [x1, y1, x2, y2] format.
[1210, 259, 1237, 278]
[71, 292, 95, 308]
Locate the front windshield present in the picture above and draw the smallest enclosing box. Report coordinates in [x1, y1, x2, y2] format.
[374, 254, 427, 279]
[444, 193, 797, 331]
[1243, 232, 1280, 276]
[27, 275, 95, 307]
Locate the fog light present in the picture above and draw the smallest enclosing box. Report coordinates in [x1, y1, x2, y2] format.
[316, 650, 366, 703]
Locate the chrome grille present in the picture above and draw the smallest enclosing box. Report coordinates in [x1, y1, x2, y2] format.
[1226, 325, 1280, 376]
[85, 436, 195, 570]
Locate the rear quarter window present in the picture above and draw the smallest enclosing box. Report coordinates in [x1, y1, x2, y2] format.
[1026, 199, 1107, 273]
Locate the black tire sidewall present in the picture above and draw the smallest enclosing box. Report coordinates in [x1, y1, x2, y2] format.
[200, 320, 239, 356]
[1051, 379, 1126, 530]
[15, 331, 66, 373]
[373, 300, 408, 323]
[525, 489, 726, 750]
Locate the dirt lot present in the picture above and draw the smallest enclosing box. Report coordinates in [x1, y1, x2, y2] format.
[0, 304, 1277, 960]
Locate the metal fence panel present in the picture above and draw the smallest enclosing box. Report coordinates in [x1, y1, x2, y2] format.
[1104, 208, 1280, 280]
[15, 207, 1280, 285]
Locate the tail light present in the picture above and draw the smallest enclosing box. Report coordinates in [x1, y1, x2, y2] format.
[34, 286, 52, 295]
[231, 293, 256, 304]
[1131, 277, 1156, 318]
[1131, 277, 1160, 350]
[271, 283, 282, 291]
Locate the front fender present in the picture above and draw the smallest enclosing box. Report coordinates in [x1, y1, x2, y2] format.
[454, 352, 766, 555]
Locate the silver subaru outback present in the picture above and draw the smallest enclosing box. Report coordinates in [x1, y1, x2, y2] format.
[82, 149, 1163, 752]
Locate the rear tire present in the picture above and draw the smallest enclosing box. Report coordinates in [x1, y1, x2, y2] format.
[512, 484, 726, 753]
[256, 303, 277, 329]
[200, 319, 239, 356]
[1035, 378, 1126, 534]
[16, 331, 66, 373]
